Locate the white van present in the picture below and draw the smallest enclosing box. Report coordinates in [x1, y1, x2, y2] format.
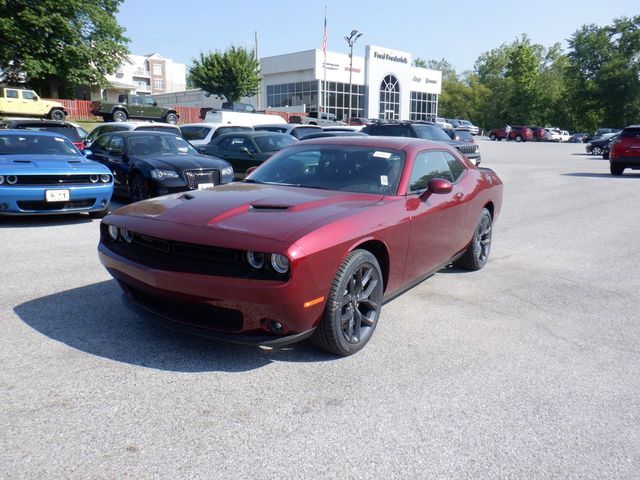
[203, 110, 286, 126]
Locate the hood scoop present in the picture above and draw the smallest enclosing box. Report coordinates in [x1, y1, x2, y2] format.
[249, 204, 290, 211]
[13, 160, 31, 163]
[67, 160, 81, 164]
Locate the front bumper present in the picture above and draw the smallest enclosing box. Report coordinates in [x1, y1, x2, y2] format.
[99, 243, 328, 344]
[0, 184, 113, 215]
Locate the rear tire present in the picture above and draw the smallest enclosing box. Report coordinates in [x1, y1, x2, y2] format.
[489, 133, 496, 141]
[515, 135, 523, 142]
[49, 109, 65, 121]
[113, 110, 128, 122]
[312, 249, 384, 356]
[592, 146, 602, 155]
[456, 208, 493, 271]
[164, 113, 178, 124]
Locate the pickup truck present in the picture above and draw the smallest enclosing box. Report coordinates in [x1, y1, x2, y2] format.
[301, 111, 346, 126]
[91, 94, 179, 124]
[0, 87, 67, 120]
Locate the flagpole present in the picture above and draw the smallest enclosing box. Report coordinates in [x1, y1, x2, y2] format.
[322, 6, 327, 112]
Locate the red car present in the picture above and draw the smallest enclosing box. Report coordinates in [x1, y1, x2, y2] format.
[98, 137, 503, 355]
[609, 125, 640, 176]
[488, 125, 533, 142]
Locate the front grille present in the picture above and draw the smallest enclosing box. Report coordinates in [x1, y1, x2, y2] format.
[8, 175, 105, 186]
[455, 144, 478, 155]
[102, 226, 288, 281]
[127, 285, 244, 332]
[18, 199, 95, 211]
[183, 169, 220, 189]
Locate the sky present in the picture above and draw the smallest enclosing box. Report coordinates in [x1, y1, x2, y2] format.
[117, 0, 639, 73]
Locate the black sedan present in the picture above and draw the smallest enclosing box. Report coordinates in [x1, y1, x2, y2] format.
[85, 131, 234, 201]
[196, 131, 297, 177]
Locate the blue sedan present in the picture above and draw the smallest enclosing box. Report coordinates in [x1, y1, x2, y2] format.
[0, 130, 113, 218]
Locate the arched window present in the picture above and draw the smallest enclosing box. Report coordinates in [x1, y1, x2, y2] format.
[379, 75, 400, 120]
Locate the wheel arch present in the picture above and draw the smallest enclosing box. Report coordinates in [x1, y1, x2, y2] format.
[483, 201, 495, 218]
[350, 239, 390, 292]
[111, 106, 128, 115]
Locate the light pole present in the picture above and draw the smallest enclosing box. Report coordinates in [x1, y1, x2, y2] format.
[344, 29, 362, 122]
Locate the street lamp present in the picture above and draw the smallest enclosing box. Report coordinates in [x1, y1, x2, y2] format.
[344, 29, 362, 122]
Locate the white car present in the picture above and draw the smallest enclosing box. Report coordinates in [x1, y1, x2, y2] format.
[434, 117, 453, 129]
[254, 123, 323, 140]
[545, 128, 562, 142]
[558, 130, 571, 142]
[180, 123, 253, 146]
[458, 119, 480, 135]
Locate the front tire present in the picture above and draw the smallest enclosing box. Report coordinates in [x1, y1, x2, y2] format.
[515, 135, 523, 142]
[164, 113, 178, 124]
[610, 164, 624, 176]
[456, 208, 493, 271]
[592, 146, 602, 155]
[312, 250, 384, 356]
[130, 173, 151, 202]
[49, 109, 65, 121]
[489, 133, 496, 141]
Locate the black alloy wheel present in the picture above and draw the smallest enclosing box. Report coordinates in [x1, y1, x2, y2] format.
[130, 173, 151, 202]
[313, 249, 384, 356]
[49, 109, 65, 121]
[456, 208, 493, 271]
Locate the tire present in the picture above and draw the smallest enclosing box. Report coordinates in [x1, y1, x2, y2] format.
[113, 109, 128, 122]
[489, 133, 496, 141]
[49, 109, 65, 121]
[592, 146, 602, 156]
[130, 173, 151, 202]
[456, 208, 493, 271]
[164, 113, 178, 124]
[603, 150, 609, 160]
[88, 208, 109, 219]
[312, 249, 384, 356]
[610, 164, 624, 176]
[515, 135, 522, 142]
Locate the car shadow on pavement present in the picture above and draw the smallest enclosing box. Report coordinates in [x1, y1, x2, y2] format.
[0, 213, 94, 228]
[563, 172, 640, 178]
[14, 280, 336, 372]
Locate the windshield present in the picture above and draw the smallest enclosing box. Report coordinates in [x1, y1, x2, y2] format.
[412, 124, 452, 141]
[253, 134, 297, 152]
[180, 126, 212, 141]
[135, 125, 180, 134]
[0, 134, 81, 156]
[127, 134, 198, 155]
[248, 145, 405, 195]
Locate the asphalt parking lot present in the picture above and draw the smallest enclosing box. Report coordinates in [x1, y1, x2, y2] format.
[1, 139, 639, 479]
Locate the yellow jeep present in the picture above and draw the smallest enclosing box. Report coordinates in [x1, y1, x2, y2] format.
[0, 87, 67, 120]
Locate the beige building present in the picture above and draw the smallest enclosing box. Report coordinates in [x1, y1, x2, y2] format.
[92, 53, 186, 102]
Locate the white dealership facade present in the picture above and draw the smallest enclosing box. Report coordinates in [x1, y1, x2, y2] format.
[258, 45, 442, 121]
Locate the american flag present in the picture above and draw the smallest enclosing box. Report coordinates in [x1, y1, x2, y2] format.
[320, 9, 327, 56]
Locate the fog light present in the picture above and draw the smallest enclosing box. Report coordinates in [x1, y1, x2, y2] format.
[0, 203, 7, 211]
[107, 225, 119, 240]
[100, 199, 107, 207]
[246, 251, 265, 269]
[89, 174, 99, 183]
[6, 175, 18, 185]
[266, 320, 283, 334]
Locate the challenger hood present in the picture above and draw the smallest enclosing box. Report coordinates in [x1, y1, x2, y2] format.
[114, 182, 383, 242]
[0, 154, 109, 173]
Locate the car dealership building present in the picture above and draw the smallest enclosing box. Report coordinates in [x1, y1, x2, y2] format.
[258, 45, 442, 122]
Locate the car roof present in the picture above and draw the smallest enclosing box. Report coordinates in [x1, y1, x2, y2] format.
[289, 135, 448, 151]
[0, 119, 75, 127]
[95, 122, 179, 129]
[217, 130, 291, 138]
[112, 130, 184, 137]
[1, 129, 71, 138]
[180, 123, 252, 128]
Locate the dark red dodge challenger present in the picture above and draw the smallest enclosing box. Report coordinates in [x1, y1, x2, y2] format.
[99, 137, 503, 355]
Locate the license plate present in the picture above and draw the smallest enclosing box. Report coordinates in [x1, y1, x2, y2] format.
[197, 183, 214, 190]
[45, 189, 70, 202]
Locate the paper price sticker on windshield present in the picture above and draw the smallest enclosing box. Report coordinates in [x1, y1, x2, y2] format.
[373, 151, 391, 159]
[380, 175, 389, 186]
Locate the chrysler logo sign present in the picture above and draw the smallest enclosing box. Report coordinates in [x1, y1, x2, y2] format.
[374, 52, 408, 64]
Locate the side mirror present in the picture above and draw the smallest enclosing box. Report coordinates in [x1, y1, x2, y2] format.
[426, 178, 453, 195]
[153, 101, 158, 106]
[32, 97, 39, 101]
[83, 149, 93, 157]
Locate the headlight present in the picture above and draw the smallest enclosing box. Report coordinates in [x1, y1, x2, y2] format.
[220, 166, 233, 177]
[270, 254, 290, 274]
[89, 175, 99, 183]
[107, 225, 119, 240]
[150, 169, 179, 180]
[6, 175, 18, 185]
[121, 228, 133, 243]
[100, 174, 111, 183]
[246, 251, 265, 269]
[0, 176, 4, 185]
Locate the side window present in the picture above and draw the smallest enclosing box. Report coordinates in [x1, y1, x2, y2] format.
[22, 90, 36, 100]
[6, 89, 19, 99]
[132, 96, 142, 105]
[108, 136, 124, 156]
[142, 96, 155, 106]
[408, 150, 453, 192]
[217, 137, 234, 150]
[95, 134, 112, 151]
[442, 151, 465, 181]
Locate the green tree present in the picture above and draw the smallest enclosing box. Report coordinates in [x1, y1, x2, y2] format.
[0, 0, 129, 98]
[188, 46, 261, 103]
[413, 57, 427, 68]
